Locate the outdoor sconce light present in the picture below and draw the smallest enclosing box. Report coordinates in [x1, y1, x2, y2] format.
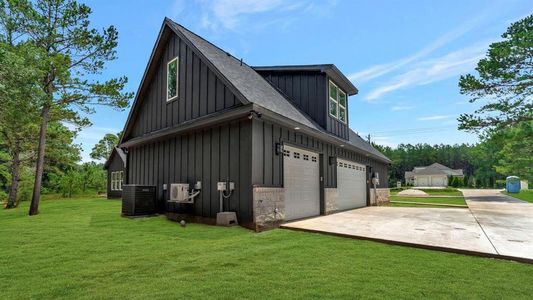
[275, 143, 284, 155]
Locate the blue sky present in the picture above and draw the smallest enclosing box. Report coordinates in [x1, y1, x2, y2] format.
[80, 0, 532, 161]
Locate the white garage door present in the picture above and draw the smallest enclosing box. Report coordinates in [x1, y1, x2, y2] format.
[431, 177, 447, 187]
[416, 177, 429, 187]
[337, 159, 367, 210]
[283, 145, 320, 221]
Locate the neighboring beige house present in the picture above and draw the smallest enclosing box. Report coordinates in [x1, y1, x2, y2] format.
[405, 163, 463, 187]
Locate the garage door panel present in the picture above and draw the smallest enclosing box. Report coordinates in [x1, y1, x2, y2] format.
[337, 159, 367, 210]
[283, 146, 320, 221]
[416, 177, 428, 187]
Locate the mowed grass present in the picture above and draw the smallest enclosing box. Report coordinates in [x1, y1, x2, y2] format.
[504, 190, 533, 203]
[390, 195, 467, 206]
[2, 199, 533, 299]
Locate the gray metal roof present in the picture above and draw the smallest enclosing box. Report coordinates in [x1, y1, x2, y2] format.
[348, 130, 390, 162]
[104, 147, 127, 169]
[167, 19, 389, 164]
[168, 20, 320, 131]
[409, 163, 463, 176]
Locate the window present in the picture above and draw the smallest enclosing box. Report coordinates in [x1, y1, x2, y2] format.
[167, 57, 179, 101]
[329, 81, 347, 123]
[111, 171, 123, 191]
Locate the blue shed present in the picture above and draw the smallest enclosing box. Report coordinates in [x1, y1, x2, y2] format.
[506, 176, 521, 193]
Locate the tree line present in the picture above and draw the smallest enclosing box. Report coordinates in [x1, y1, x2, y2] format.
[0, 0, 131, 213]
[374, 143, 509, 188]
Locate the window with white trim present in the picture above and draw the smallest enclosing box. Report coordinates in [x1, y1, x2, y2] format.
[329, 80, 347, 123]
[111, 171, 123, 191]
[167, 57, 179, 101]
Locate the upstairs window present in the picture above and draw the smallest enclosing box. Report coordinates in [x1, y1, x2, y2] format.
[167, 57, 179, 101]
[329, 81, 347, 123]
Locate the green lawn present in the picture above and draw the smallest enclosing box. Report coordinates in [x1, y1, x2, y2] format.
[1, 198, 533, 299]
[504, 189, 533, 203]
[390, 195, 467, 206]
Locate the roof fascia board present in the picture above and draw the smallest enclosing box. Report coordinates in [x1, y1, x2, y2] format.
[119, 22, 170, 143]
[120, 105, 253, 148]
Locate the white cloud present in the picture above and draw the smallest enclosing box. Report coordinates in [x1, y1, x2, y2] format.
[348, 15, 484, 83]
[365, 43, 488, 101]
[391, 105, 415, 111]
[196, 0, 336, 31]
[198, 0, 284, 30]
[417, 115, 453, 121]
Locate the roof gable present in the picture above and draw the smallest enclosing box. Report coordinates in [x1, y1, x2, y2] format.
[104, 147, 126, 169]
[120, 19, 250, 142]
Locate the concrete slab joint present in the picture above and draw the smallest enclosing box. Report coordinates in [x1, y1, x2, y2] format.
[253, 187, 285, 231]
[370, 188, 390, 206]
[324, 188, 339, 214]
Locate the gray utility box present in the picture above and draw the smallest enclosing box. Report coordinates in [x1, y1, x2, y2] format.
[122, 185, 156, 216]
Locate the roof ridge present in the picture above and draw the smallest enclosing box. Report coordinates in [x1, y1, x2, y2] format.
[167, 18, 247, 67]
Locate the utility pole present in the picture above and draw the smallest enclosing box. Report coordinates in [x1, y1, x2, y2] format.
[367, 134, 371, 143]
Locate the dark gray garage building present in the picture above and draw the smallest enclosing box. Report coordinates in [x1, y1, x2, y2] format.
[115, 18, 390, 230]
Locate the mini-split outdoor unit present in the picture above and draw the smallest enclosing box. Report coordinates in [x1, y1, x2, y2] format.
[168, 182, 201, 203]
[170, 183, 190, 202]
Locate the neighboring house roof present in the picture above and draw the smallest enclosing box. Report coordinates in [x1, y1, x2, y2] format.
[252, 65, 358, 95]
[104, 147, 127, 169]
[119, 18, 390, 164]
[406, 163, 463, 176]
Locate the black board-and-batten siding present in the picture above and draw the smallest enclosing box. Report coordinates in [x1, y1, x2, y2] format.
[128, 34, 240, 140]
[258, 71, 350, 140]
[126, 117, 388, 226]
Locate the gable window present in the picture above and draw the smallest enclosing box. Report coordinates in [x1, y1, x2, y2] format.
[167, 57, 179, 101]
[329, 80, 347, 123]
[111, 171, 123, 191]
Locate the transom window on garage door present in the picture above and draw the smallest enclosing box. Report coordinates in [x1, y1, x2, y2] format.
[338, 161, 365, 171]
[283, 149, 317, 163]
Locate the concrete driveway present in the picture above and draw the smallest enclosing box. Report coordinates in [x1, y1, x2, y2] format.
[282, 189, 533, 262]
[462, 189, 533, 261]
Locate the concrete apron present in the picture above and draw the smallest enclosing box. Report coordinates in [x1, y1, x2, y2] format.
[461, 189, 533, 262]
[282, 204, 533, 264]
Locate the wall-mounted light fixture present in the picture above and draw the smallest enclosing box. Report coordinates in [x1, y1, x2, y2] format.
[275, 143, 284, 155]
